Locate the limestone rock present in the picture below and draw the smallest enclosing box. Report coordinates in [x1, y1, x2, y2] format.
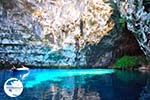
[115, 0, 150, 59]
[0, 0, 122, 67]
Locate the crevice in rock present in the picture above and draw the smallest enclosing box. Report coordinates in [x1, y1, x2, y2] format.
[114, 24, 145, 58]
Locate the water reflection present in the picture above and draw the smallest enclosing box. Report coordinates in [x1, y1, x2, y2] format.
[13, 70, 30, 80]
[23, 78, 101, 100]
[140, 76, 150, 100]
[23, 69, 114, 88]
[0, 69, 150, 100]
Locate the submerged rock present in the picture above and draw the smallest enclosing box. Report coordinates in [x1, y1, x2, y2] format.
[140, 78, 150, 100]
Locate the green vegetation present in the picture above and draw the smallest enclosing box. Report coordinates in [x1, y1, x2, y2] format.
[0, 0, 7, 5]
[114, 56, 139, 69]
[119, 18, 126, 29]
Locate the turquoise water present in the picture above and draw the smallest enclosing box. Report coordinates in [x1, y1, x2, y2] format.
[0, 69, 150, 100]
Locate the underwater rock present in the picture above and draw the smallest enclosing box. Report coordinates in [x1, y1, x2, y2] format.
[140, 78, 150, 100]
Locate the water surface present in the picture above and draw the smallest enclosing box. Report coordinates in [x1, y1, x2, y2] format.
[0, 69, 150, 100]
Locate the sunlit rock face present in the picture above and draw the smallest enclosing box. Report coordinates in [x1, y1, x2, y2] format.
[115, 0, 150, 59]
[24, 0, 114, 48]
[0, 0, 119, 67]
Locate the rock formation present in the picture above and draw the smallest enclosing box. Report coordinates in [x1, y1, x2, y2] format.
[2, 0, 147, 67]
[115, 0, 150, 59]
[0, 0, 118, 67]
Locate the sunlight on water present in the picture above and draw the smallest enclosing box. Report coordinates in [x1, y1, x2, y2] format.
[0, 69, 149, 100]
[23, 69, 114, 88]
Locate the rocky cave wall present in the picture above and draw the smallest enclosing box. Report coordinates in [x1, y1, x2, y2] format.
[0, 0, 116, 67]
[0, 0, 148, 67]
[115, 0, 150, 59]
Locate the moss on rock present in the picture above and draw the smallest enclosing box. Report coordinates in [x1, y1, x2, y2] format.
[114, 56, 139, 69]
